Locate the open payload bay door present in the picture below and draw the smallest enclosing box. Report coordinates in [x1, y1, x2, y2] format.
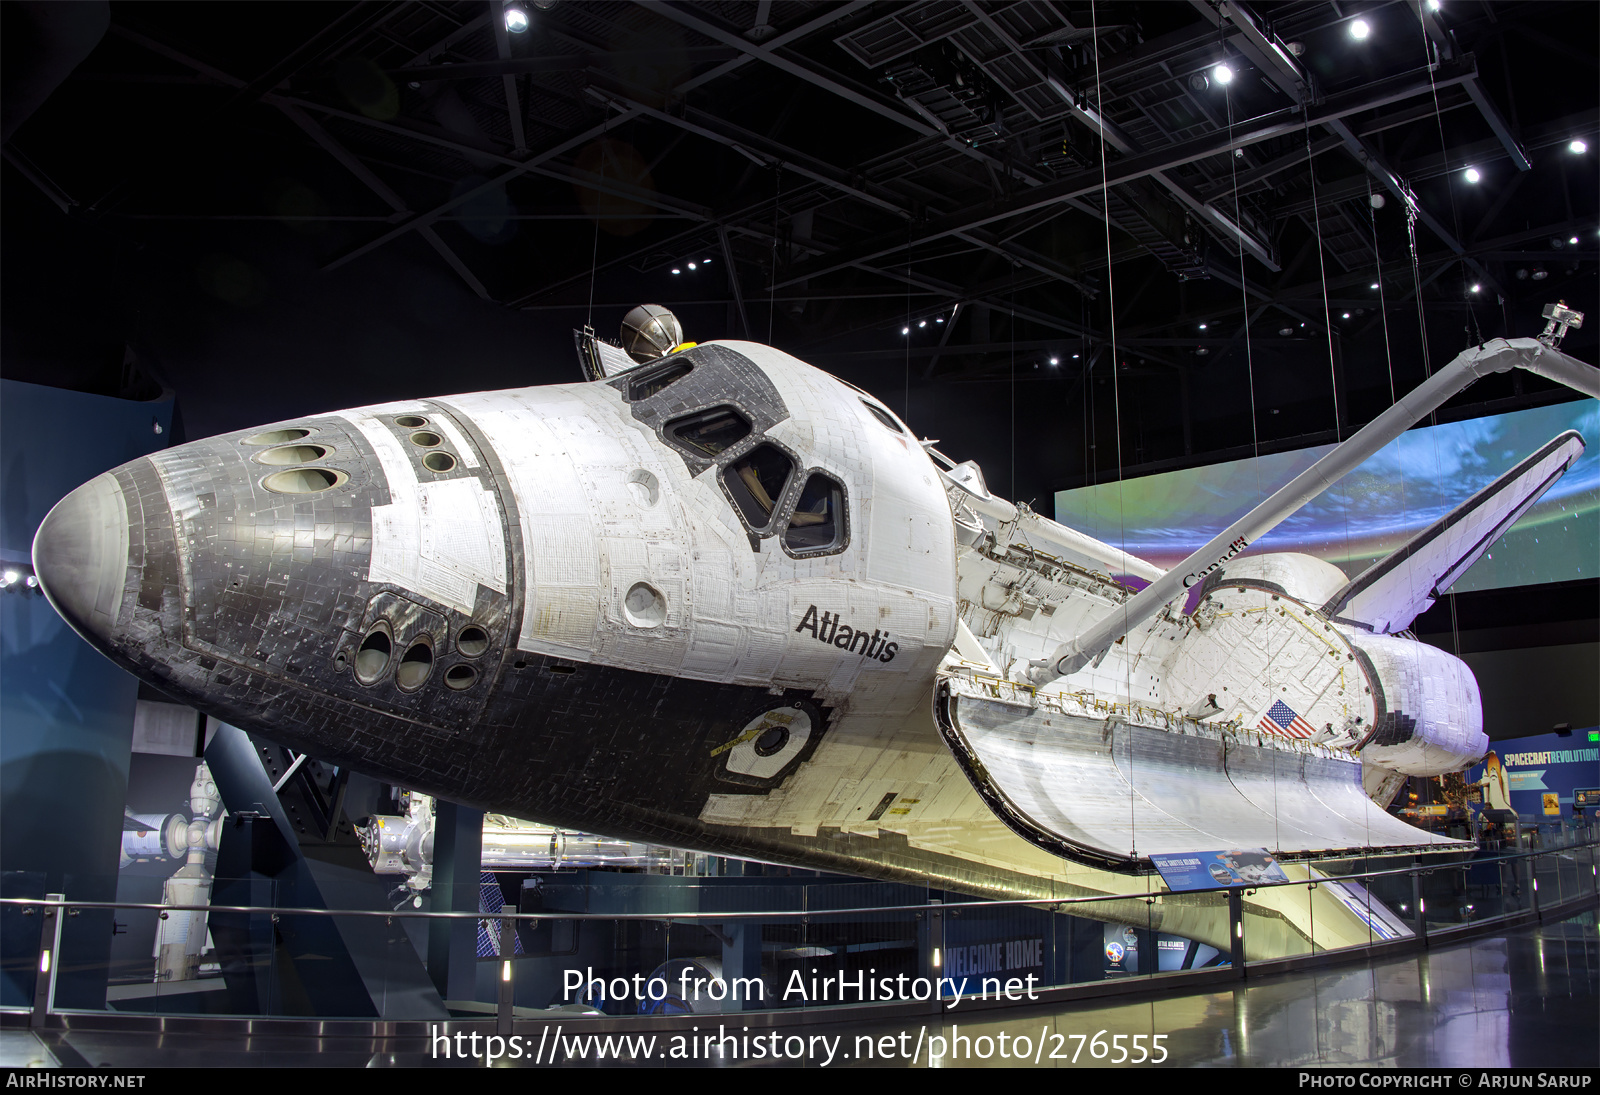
[934, 674, 1467, 872]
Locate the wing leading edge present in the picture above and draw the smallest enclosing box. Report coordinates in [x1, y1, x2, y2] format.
[1322, 429, 1586, 634]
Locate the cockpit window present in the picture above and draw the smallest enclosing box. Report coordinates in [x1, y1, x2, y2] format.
[784, 473, 845, 554]
[724, 444, 795, 530]
[664, 405, 751, 458]
[860, 399, 905, 434]
[626, 359, 693, 402]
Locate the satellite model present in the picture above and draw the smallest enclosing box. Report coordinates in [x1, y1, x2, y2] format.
[31, 304, 1597, 918]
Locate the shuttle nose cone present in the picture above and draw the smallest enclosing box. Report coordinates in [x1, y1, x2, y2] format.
[32, 471, 131, 645]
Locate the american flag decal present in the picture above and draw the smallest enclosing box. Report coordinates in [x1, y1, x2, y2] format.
[1259, 699, 1315, 739]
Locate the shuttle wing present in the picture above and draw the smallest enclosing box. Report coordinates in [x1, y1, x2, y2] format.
[1321, 430, 1586, 634]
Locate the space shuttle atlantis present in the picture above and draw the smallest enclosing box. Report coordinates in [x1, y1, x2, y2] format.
[32, 304, 1599, 924]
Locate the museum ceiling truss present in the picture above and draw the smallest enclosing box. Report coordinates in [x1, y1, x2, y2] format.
[7, 0, 1596, 475]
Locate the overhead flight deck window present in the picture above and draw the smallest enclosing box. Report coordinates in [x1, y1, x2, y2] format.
[627, 359, 693, 401]
[860, 399, 905, 434]
[724, 444, 795, 530]
[664, 405, 751, 458]
[785, 473, 845, 554]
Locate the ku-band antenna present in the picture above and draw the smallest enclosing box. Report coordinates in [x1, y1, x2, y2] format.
[1538, 301, 1585, 348]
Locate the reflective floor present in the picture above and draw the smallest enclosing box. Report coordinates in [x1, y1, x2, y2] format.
[16, 912, 1598, 1068]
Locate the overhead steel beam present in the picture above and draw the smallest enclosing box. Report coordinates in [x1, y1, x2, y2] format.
[673, 1, 872, 94]
[922, 301, 964, 379]
[773, 57, 1481, 290]
[386, 47, 741, 83]
[1195, 3, 1504, 298]
[1460, 76, 1532, 171]
[280, 103, 493, 300]
[586, 87, 1097, 298]
[322, 109, 643, 272]
[641, 1, 1053, 190]
[111, 26, 496, 299]
[959, 1, 1277, 270]
[489, 0, 527, 152]
[717, 226, 751, 338]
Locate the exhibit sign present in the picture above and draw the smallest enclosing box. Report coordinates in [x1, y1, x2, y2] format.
[1149, 849, 1290, 892]
[1466, 730, 1600, 818]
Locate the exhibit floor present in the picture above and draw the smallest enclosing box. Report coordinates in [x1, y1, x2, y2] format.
[6, 911, 1594, 1069]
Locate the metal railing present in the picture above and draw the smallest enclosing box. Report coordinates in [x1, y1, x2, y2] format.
[3, 831, 1595, 1030]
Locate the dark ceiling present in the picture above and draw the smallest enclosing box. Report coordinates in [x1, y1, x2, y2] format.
[3, 0, 1596, 509]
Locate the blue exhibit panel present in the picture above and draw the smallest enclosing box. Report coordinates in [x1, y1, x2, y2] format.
[1467, 730, 1600, 818]
[0, 380, 172, 1008]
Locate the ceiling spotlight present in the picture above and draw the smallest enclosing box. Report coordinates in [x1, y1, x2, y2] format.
[1571, 139, 1589, 154]
[671, 267, 681, 274]
[687, 262, 697, 270]
[1195, 347, 1210, 356]
[1370, 193, 1386, 209]
[701, 258, 712, 265]
[1342, 312, 1351, 319]
[503, 4, 530, 33]
[1279, 327, 1294, 337]
[935, 317, 944, 323]
[1286, 41, 1305, 57]
[1464, 166, 1481, 184]
[1516, 268, 1530, 280]
[1532, 267, 1548, 280]
[2, 570, 16, 586]
[1349, 18, 1370, 40]
[1049, 357, 1059, 365]
[1198, 323, 1208, 330]
[1427, 0, 1441, 9]
[1072, 353, 1080, 359]
[918, 320, 927, 328]
[1212, 63, 1233, 86]
[1470, 284, 1481, 293]
[901, 326, 910, 335]
[407, 80, 422, 90]
[1570, 236, 1580, 245]
[1188, 73, 1210, 93]
[1370, 282, 1380, 289]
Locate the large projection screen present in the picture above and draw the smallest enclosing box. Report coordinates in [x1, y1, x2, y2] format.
[1054, 400, 1599, 594]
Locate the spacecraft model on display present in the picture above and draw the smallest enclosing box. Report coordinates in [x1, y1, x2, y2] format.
[31, 303, 1599, 941]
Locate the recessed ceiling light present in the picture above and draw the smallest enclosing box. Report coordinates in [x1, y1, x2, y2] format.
[1212, 64, 1233, 85]
[1349, 18, 1370, 40]
[1464, 167, 1481, 184]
